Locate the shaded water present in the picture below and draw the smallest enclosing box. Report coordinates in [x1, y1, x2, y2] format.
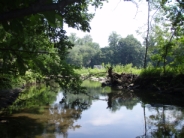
[0, 81, 184, 138]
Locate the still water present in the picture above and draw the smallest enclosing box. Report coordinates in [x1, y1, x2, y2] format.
[1, 81, 184, 138]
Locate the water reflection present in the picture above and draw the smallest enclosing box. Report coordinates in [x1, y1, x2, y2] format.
[0, 81, 184, 138]
[140, 104, 184, 138]
[106, 89, 139, 111]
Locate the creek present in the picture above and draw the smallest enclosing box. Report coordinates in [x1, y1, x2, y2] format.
[0, 81, 184, 138]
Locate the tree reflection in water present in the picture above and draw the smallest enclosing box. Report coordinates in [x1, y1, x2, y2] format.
[103, 88, 184, 138]
[0, 82, 98, 138]
[106, 89, 139, 112]
[0, 84, 91, 138]
[134, 90, 184, 138]
[1, 81, 184, 138]
[141, 104, 184, 138]
[46, 91, 94, 137]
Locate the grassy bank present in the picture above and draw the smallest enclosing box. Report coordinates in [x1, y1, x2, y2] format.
[76, 64, 184, 93]
[74, 63, 142, 77]
[1, 64, 183, 90]
[140, 65, 184, 78]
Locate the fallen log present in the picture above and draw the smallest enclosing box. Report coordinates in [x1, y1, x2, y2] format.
[105, 67, 138, 89]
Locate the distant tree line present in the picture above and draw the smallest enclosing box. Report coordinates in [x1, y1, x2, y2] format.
[66, 32, 145, 68]
[67, 20, 184, 73]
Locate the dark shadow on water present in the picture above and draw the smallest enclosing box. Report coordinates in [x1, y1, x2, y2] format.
[0, 103, 83, 138]
[0, 84, 79, 138]
[0, 116, 44, 138]
[134, 90, 184, 107]
[133, 90, 184, 138]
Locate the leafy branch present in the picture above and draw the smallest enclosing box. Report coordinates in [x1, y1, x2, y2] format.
[0, 0, 82, 22]
[0, 48, 55, 54]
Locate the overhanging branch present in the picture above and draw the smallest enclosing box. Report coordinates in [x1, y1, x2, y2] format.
[0, 48, 55, 54]
[0, 0, 82, 22]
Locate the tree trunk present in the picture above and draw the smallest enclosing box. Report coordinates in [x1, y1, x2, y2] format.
[143, 0, 150, 69]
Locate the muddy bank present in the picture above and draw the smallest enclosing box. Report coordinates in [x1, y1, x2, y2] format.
[134, 74, 184, 94]
[100, 68, 184, 107]
[134, 90, 184, 107]
[101, 67, 184, 96]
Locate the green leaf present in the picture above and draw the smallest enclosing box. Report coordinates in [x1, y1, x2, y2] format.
[55, 14, 63, 27]
[2, 22, 10, 32]
[29, 14, 42, 25]
[8, 19, 23, 33]
[42, 11, 56, 27]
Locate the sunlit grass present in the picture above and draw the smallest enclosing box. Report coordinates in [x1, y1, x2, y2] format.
[75, 63, 184, 79]
[81, 80, 102, 87]
[139, 65, 181, 78]
[113, 64, 141, 75]
[74, 67, 106, 77]
[75, 63, 141, 77]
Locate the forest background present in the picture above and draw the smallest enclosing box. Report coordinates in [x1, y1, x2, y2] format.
[0, 0, 183, 92]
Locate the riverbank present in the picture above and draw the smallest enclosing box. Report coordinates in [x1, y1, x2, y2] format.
[1, 66, 184, 110]
[134, 74, 184, 94]
[100, 70, 184, 96]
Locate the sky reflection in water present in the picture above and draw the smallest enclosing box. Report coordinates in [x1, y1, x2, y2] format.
[53, 93, 146, 138]
[53, 91, 184, 138]
[0, 84, 184, 138]
[2, 84, 184, 138]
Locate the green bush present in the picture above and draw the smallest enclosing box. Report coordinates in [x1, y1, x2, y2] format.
[113, 63, 141, 75]
[140, 66, 179, 78]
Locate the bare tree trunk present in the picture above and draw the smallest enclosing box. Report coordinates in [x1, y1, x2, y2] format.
[108, 67, 114, 85]
[163, 29, 175, 74]
[143, 0, 150, 69]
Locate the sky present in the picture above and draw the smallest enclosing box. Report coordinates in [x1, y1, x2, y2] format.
[64, 0, 149, 47]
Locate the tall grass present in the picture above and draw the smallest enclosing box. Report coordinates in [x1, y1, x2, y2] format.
[75, 63, 184, 78]
[112, 64, 141, 75]
[74, 63, 142, 77]
[74, 67, 106, 77]
[140, 65, 181, 78]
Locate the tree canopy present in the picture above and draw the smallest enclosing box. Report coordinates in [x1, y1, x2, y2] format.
[66, 33, 100, 67]
[0, 0, 107, 31]
[0, 0, 107, 91]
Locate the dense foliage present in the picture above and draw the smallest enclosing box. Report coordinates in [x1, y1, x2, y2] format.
[144, 0, 184, 74]
[0, 0, 184, 90]
[66, 32, 145, 68]
[0, 0, 106, 90]
[66, 33, 100, 67]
